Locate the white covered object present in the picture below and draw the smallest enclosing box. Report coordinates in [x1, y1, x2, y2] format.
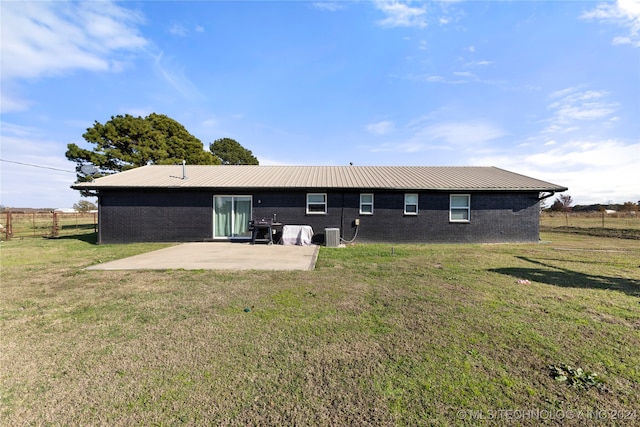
[282, 225, 314, 246]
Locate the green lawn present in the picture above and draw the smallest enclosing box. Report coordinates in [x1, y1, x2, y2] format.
[1, 233, 638, 426]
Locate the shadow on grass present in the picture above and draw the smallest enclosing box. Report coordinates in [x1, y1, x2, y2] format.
[490, 257, 640, 298]
[51, 232, 97, 244]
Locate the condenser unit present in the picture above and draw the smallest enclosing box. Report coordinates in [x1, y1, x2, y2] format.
[325, 228, 340, 247]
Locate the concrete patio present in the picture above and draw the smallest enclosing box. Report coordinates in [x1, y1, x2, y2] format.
[85, 242, 320, 271]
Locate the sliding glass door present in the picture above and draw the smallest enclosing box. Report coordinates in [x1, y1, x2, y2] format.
[214, 196, 252, 239]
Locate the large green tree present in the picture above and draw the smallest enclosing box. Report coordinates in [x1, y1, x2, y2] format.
[66, 113, 220, 186]
[210, 138, 259, 165]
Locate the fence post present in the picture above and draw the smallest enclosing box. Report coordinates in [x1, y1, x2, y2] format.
[51, 212, 59, 237]
[5, 211, 12, 240]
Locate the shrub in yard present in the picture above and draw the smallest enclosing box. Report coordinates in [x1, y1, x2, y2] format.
[548, 364, 604, 390]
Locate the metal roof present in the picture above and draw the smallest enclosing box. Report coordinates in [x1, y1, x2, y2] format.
[71, 165, 567, 192]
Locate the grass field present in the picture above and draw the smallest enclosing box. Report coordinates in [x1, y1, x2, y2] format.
[540, 212, 639, 230]
[1, 212, 97, 240]
[1, 233, 639, 425]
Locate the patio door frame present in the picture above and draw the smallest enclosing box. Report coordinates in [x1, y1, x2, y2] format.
[213, 195, 253, 240]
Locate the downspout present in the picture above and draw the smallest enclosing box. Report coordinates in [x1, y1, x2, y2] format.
[340, 192, 345, 239]
[538, 191, 556, 201]
[97, 193, 102, 245]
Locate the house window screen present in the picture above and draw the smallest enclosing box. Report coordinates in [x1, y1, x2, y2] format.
[360, 193, 374, 214]
[404, 193, 418, 215]
[306, 193, 327, 214]
[450, 194, 470, 222]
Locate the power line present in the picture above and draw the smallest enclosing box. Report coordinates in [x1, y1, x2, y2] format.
[0, 159, 76, 174]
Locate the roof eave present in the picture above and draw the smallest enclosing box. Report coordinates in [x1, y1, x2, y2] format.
[72, 185, 569, 192]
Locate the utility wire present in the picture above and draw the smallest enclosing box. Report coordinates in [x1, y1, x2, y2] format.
[0, 158, 76, 173]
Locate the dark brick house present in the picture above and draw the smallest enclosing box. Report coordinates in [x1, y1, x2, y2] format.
[72, 165, 567, 244]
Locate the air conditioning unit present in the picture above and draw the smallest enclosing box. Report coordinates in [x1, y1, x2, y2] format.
[325, 228, 340, 247]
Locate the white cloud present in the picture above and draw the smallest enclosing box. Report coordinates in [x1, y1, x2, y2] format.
[0, 92, 31, 113]
[408, 72, 502, 85]
[544, 87, 618, 133]
[1, 122, 43, 138]
[366, 120, 395, 135]
[375, 1, 427, 28]
[471, 139, 640, 205]
[368, 119, 507, 154]
[471, 83, 639, 205]
[0, 1, 147, 81]
[169, 23, 205, 36]
[169, 24, 189, 36]
[0, 131, 80, 208]
[413, 121, 507, 146]
[152, 52, 203, 100]
[464, 60, 494, 67]
[369, 141, 425, 153]
[312, 2, 345, 12]
[409, 74, 446, 83]
[255, 156, 293, 166]
[201, 118, 219, 128]
[581, 0, 640, 47]
[549, 86, 581, 99]
[453, 71, 475, 78]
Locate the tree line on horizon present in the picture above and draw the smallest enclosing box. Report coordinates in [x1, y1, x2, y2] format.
[545, 194, 638, 213]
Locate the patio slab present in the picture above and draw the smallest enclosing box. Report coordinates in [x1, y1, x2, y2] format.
[85, 242, 320, 271]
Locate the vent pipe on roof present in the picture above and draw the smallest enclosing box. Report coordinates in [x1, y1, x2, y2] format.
[182, 160, 187, 180]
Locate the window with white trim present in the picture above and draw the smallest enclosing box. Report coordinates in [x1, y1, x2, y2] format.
[306, 193, 327, 214]
[360, 193, 374, 215]
[404, 193, 418, 215]
[450, 194, 470, 222]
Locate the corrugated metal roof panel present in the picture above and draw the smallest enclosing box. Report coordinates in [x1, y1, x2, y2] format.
[71, 165, 568, 192]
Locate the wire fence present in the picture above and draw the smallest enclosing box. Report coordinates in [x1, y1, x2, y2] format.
[1, 211, 97, 240]
[3, 210, 637, 241]
[540, 211, 639, 230]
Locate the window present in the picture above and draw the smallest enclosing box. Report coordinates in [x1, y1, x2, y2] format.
[404, 193, 418, 215]
[450, 194, 470, 222]
[360, 193, 374, 214]
[306, 193, 327, 214]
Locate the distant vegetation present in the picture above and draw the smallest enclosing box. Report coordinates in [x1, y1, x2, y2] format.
[73, 200, 97, 212]
[571, 201, 639, 213]
[544, 193, 639, 214]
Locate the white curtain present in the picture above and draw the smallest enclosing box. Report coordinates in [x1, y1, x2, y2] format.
[233, 197, 251, 237]
[214, 196, 232, 238]
[215, 196, 251, 238]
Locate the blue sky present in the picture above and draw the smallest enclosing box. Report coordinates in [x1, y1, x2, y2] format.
[1, 0, 639, 208]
